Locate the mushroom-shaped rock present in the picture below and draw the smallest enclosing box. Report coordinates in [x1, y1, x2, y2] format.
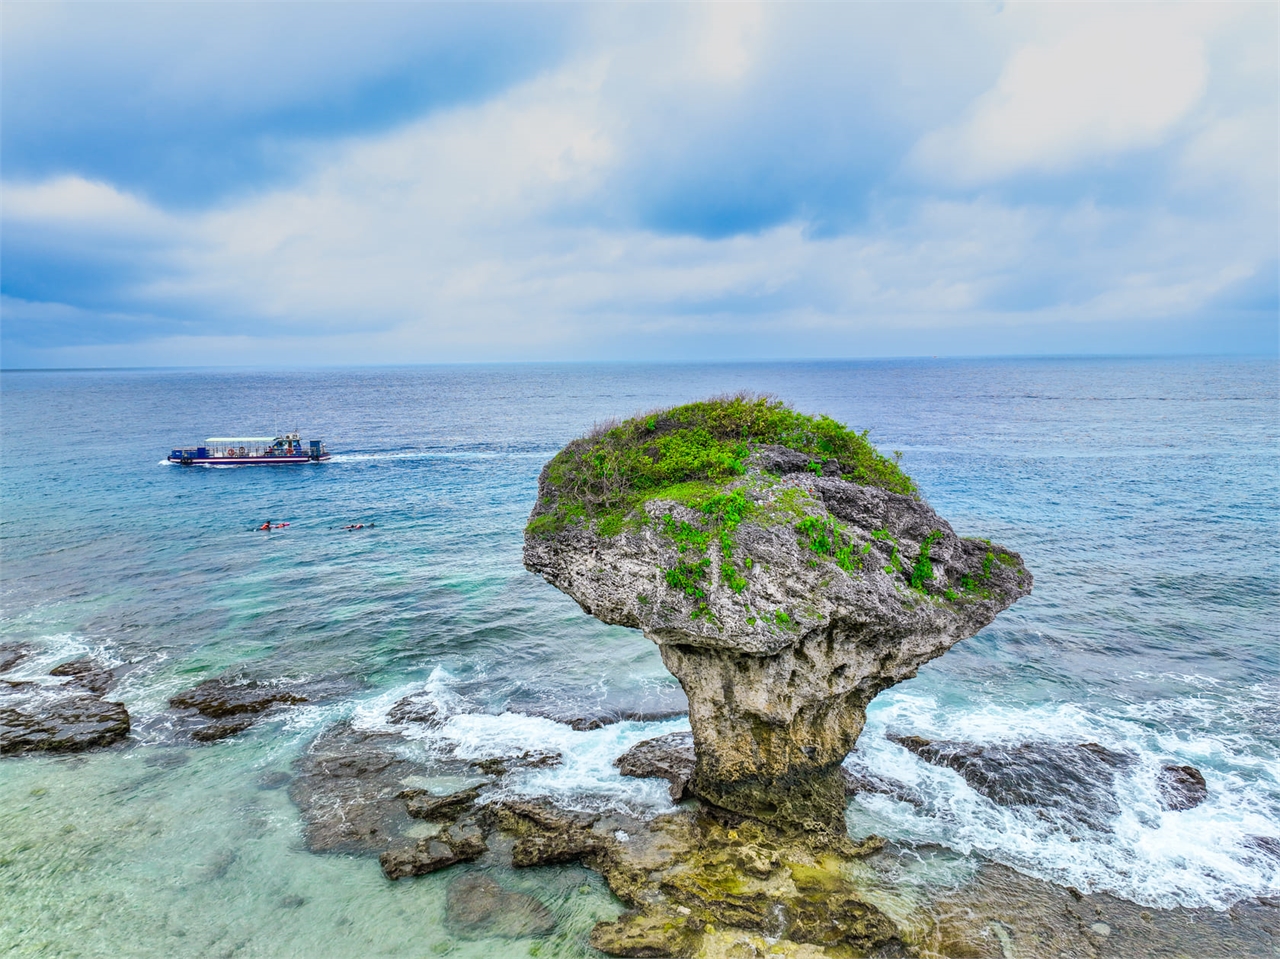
[525, 396, 1032, 832]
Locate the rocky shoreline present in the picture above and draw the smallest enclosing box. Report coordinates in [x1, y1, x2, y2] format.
[2, 643, 1276, 956]
[275, 703, 1277, 958]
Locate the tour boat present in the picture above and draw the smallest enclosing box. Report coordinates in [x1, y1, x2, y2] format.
[168, 433, 330, 466]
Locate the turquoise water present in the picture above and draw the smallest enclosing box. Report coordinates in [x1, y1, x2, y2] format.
[1, 358, 1277, 955]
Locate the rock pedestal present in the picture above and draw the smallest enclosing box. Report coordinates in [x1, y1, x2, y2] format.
[526, 443, 1032, 831]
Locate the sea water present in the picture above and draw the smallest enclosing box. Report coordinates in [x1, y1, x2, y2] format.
[1, 358, 1277, 956]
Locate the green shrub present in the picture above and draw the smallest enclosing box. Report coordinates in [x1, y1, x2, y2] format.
[529, 394, 914, 536]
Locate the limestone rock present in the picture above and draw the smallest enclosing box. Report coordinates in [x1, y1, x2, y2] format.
[445, 873, 557, 938]
[0, 643, 35, 674]
[48, 658, 115, 695]
[1156, 764, 1207, 811]
[191, 717, 256, 742]
[492, 800, 906, 958]
[386, 692, 442, 727]
[486, 799, 607, 869]
[471, 749, 562, 776]
[288, 723, 426, 855]
[526, 406, 1032, 830]
[379, 820, 487, 880]
[403, 785, 482, 821]
[888, 734, 1134, 829]
[0, 665, 130, 755]
[590, 909, 703, 958]
[170, 678, 309, 718]
[615, 731, 696, 801]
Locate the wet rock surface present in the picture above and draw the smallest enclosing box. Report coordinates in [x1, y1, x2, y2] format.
[470, 749, 562, 776]
[492, 798, 905, 958]
[526, 441, 1031, 831]
[511, 703, 689, 732]
[404, 785, 484, 821]
[615, 731, 696, 801]
[888, 734, 1135, 828]
[1155, 763, 1208, 811]
[0, 643, 36, 674]
[921, 859, 1279, 959]
[0, 658, 129, 755]
[287, 723, 431, 855]
[170, 677, 310, 718]
[283, 719, 1274, 958]
[170, 675, 352, 741]
[48, 658, 115, 695]
[386, 692, 442, 727]
[841, 764, 924, 808]
[380, 819, 487, 880]
[191, 717, 257, 742]
[444, 873, 557, 938]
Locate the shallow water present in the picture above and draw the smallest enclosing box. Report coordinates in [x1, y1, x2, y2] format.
[1, 358, 1277, 955]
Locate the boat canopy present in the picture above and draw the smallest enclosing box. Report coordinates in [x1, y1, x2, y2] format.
[206, 436, 279, 443]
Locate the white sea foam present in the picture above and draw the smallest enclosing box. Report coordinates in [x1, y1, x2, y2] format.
[439, 711, 686, 816]
[1, 632, 119, 685]
[848, 690, 1280, 909]
[347, 668, 687, 816]
[329, 450, 548, 464]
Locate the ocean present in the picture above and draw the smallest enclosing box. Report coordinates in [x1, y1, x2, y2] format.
[1, 357, 1277, 957]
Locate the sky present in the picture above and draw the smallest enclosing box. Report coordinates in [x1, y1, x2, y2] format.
[2, 1, 1276, 368]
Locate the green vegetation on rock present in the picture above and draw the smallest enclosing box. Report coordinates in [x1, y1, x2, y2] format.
[528, 394, 914, 538]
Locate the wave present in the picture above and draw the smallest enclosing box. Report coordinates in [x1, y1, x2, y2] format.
[846, 690, 1280, 910]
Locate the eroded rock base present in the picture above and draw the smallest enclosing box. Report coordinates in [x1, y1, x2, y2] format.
[496, 800, 907, 958]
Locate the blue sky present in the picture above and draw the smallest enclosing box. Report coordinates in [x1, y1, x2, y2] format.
[2, 2, 1276, 367]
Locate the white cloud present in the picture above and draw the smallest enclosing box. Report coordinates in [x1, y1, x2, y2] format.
[2, 176, 176, 235]
[2, 3, 1274, 366]
[914, 8, 1208, 181]
[696, 3, 765, 83]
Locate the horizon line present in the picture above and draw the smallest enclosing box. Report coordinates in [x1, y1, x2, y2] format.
[3, 350, 1278, 374]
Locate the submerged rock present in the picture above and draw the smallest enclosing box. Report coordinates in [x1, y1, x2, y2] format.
[615, 730, 696, 801]
[924, 859, 1279, 959]
[525, 396, 1031, 831]
[1156, 763, 1208, 811]
[403, 785, 483, 821]
[380, 820, 487, 880]
[171, 675, 351, 742]
[842, 764, 924, 808]
[191, 717, 256, 742]
[888, 734, 1135, 829]
[445, 873, 557, 938]
[471, 749, 562, 776]
[288, 723, 427, 855]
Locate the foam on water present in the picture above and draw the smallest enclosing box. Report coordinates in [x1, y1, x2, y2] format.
[849, 690, 1280, 909]
[1, 632, 117, 685]
[349, 668, 687, 815]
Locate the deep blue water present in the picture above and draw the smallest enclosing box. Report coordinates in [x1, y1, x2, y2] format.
[1, 358, 1277, 955]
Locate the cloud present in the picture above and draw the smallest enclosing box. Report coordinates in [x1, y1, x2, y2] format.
[1, 2, 1275, 366]
[913, 7, 1209, 182]
[4, 176, 175, 234]
[0, 2, 578, 205]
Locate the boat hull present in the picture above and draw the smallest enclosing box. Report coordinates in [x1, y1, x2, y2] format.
[168, 454, 330, 466]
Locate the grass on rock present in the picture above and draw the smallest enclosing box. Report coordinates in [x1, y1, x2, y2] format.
[528, 394, 914, 538]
